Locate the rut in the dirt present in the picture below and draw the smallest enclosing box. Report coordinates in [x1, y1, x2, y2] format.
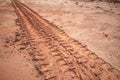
[11, 0, 120, 80]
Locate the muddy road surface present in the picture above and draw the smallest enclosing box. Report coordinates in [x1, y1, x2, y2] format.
[11, 0, 120, 80]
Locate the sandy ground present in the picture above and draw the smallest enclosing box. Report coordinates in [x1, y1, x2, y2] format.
[0, 1, 42, 80]
[20, 0, 120, 70]
[0, 0, 120, 80]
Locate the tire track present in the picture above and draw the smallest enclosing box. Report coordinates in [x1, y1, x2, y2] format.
[11, 0, 120, 80]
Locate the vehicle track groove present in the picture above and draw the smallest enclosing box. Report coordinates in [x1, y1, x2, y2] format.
[11, 0, 120, 80]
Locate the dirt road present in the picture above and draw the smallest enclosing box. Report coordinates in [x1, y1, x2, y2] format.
[11, 0, 120, 80]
